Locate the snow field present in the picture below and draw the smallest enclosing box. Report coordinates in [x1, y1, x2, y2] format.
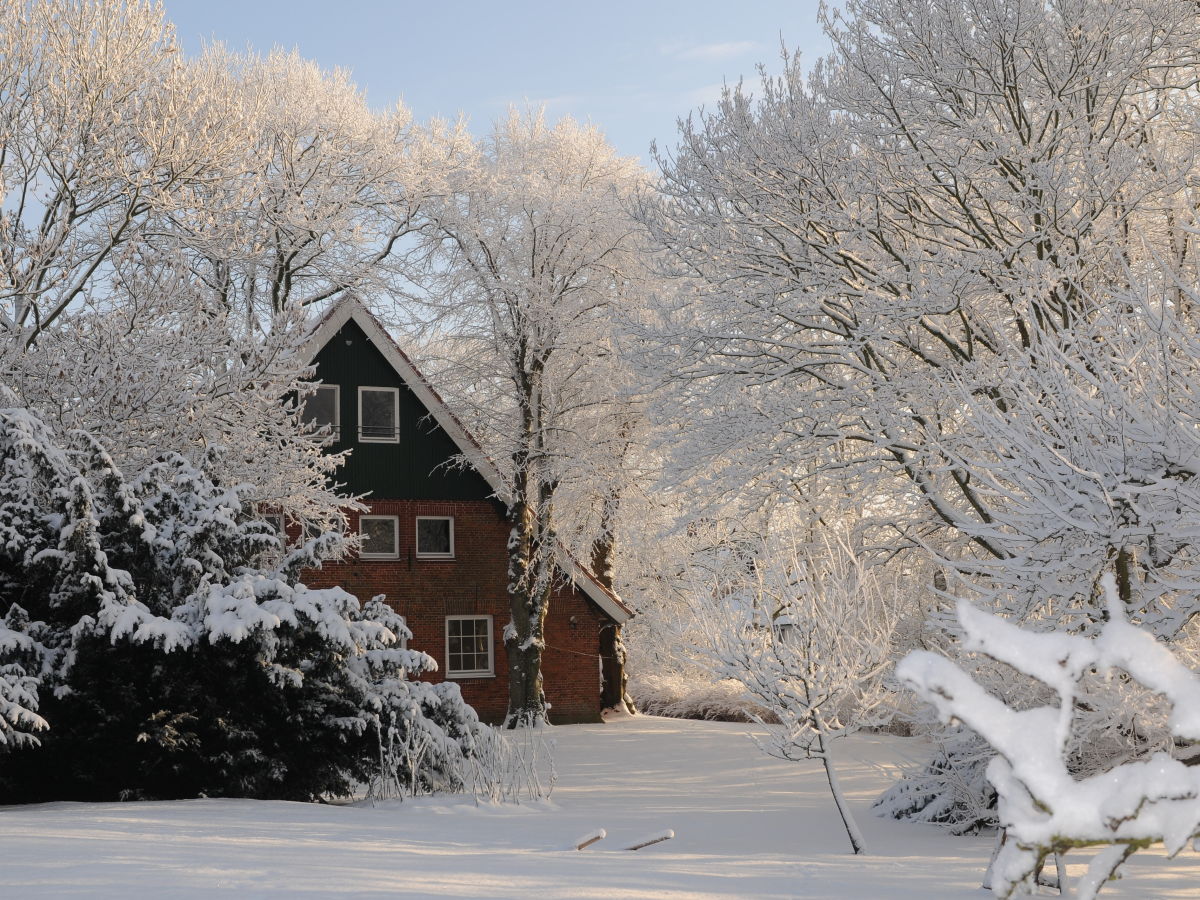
[2, 715, 1197, 898]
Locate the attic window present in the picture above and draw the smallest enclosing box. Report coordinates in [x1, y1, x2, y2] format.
[359, 386, 399, 443]
[302, 385, 339, 435]
[416, 516, 454, 559]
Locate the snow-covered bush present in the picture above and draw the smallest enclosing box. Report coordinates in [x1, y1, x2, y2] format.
[898, 575, 1200, 899]
[627, 672, 777, 723]
[874, 727, 998, 835]
[0, 401, 489, 802]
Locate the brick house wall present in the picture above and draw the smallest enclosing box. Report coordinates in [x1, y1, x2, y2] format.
[301, 499, 607, 724]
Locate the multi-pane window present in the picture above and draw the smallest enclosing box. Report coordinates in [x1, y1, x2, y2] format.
[259, 513, 286, 563]
[358, 386, 399, 442]
[301, 384, 339, 435]
[262, 513, 285, 537]
[416, 516, 454, 558]
[446, 616, 493, 677]
[360, 515, 399, 559]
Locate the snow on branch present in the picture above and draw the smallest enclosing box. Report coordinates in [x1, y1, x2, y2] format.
[897, 574, 1200, 899]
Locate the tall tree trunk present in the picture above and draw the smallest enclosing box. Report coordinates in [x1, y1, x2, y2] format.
[505, 364, 550, 727]
[505, 486, 548, 727]
[592, 507, 635, 714]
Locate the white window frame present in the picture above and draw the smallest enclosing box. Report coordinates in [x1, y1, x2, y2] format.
[359, 515, 400, 559]
[303, 521, 344, 561]
[259, 513, 286, 565]
[358, 386, 400, 443]
[415, 516, 455, 559]
[302, 384, 340, 435]
[445, 615, 494, 678]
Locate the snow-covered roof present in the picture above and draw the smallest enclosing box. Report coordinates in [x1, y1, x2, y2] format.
[303, 296, 632, 624]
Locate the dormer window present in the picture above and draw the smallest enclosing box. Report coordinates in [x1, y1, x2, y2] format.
[359, 386, 399, 443]
[302, 385, 340, 436]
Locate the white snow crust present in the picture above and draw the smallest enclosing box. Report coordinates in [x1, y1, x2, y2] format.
[1, 716, 1197, 898]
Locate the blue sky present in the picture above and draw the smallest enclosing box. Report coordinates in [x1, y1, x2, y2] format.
[160, 0, 831, 165]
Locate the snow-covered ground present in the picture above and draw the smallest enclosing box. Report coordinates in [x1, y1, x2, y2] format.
[3, 715, 1198, 899]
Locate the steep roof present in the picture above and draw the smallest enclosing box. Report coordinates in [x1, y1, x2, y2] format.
[303, 296, 632, 624]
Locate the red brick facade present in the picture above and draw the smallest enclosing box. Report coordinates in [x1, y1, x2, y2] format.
[302, 500, 609, 724]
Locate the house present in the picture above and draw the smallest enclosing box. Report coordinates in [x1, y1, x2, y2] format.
[296, 297, 632, 724]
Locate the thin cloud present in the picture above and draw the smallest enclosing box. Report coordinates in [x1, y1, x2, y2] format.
[662, 40, 760, 62]
[682, 82, 729, 109]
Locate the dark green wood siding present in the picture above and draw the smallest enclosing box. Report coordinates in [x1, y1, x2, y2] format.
[311, 319, 495, 501]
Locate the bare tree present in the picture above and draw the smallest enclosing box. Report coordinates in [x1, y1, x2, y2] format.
[693, 536, 898, 854]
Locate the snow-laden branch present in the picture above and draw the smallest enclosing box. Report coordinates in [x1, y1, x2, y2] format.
[898, 574, 1200, 899]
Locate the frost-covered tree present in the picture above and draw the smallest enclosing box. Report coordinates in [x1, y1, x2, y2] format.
[0, 0, 430, 530]
[692, 536, 898, 854]
[149, 43, 424, 324]
[642, 0, 1200, 827]
[0, 0, 422, 341]
[899, 575, 1200, 899]
[8, 287, 347, 529]
[406, 110, 652, 725]
[0, 399, 487, 802]
[0, 0, 247, 349]
[642, 0, 1200, 621]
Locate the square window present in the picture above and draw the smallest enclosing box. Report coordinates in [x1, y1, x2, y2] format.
[360, 515, 399, 558]
[446, 616, 493, 678]
[302, 385, 340, 435]
[303, 520, 344, 560]
[359, 387, 399, 443]
[416, 516, 454, 558]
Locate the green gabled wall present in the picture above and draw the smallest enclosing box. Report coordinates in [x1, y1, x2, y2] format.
[311, 319, 495, 501]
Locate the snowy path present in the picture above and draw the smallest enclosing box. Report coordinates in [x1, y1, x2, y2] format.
[2, 715, 1197, 898]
